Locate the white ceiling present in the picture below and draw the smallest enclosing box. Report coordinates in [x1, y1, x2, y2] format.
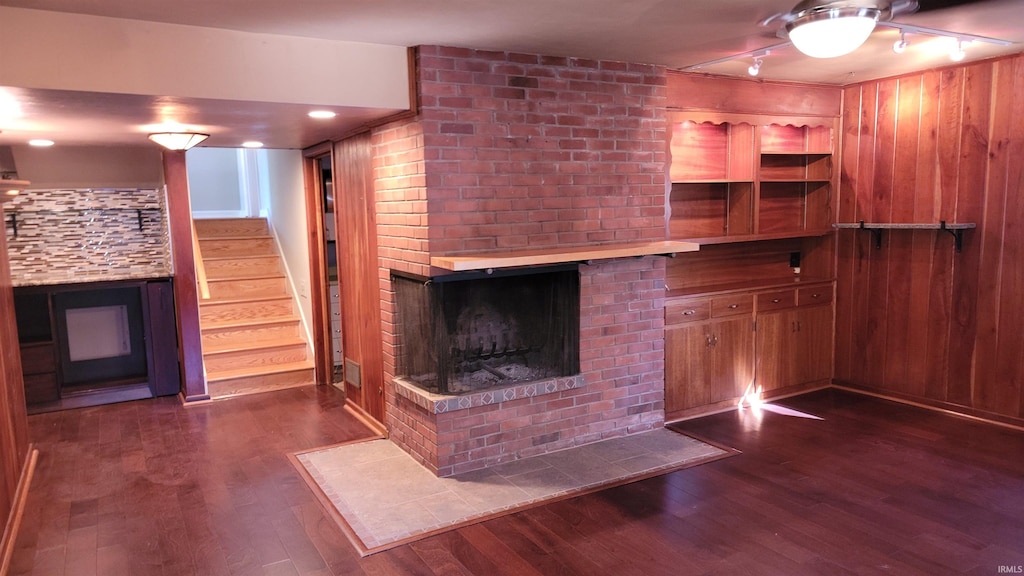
[0, 0, 1022, 150]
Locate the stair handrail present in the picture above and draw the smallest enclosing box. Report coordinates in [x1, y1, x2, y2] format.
[192, 220, 211, 300]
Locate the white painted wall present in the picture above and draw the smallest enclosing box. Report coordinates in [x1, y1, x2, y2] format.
[0, 7, 409, 109]
[261, 149, 313, 346]
[186, 148, 244, 216]
[11, 145, 163, 189]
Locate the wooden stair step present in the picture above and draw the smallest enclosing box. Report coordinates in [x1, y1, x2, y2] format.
[199, 236, 275, 257]
[201, 318, 302, 349]
[206, 361, 315, 399]
[205, 275, 288, 300]
[203, 336, 307, 355]
[204, 255, 282, 278]
[194, 218, 270, 238]
[202, 340, 309, 373]
[199, 297, 294, 324]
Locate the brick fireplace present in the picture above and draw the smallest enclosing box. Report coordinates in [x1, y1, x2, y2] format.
[371, 46, 669, 476]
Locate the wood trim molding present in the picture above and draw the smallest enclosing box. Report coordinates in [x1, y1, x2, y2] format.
[302, 148, 332, 386]
[0, 446, 37, 576]
[344, 397, 387, 437]
[162, 151, 209, 402]
[832, 382, 1024, 432]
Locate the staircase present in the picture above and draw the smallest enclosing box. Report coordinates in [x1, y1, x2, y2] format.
[194, 217, 314, 399]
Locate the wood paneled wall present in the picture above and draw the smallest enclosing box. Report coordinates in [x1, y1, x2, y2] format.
[835, 54, 1024, 425]
[0, 199, 30, 556]
[333, 133, 385, 423]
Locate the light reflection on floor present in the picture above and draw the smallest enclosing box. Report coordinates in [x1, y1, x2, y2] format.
[736, 382, 824, 431]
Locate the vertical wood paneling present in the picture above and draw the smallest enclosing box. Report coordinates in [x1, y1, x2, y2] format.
[907, 71, 940, 398]
[334, 134, 385, 424]
[922, 68, 963, 402]
[993, 57, 1024, 418]
[882, 76, 922, 395]
[833, 86, 861, 382]
[865, 78, 897, 390]
[0, 199, 29, 537]
[971, 59, 1014, 414]
[837, 53, 1024, 424]
[848, 84, 877, 388]
[945, 63, 991, 406]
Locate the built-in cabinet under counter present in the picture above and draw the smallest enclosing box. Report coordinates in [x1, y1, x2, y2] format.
[665, 280, 834, 420]
[663, 237, 836, 421]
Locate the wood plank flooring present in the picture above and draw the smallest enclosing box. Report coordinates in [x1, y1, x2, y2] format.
[11, 387, 1024, 575]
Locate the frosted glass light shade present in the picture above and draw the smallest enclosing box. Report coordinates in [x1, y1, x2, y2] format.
[787, 8, 880, 58]
[148, 132, 209, 150]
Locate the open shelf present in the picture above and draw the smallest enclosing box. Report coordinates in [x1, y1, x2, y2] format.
[667, 113, 836, 244]
[833, 221, 976, 252]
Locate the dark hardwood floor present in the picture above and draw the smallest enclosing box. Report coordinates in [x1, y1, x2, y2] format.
[11, 386, 1024, 575]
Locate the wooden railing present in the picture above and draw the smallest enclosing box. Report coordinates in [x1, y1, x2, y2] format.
[192, 220, 210, 300]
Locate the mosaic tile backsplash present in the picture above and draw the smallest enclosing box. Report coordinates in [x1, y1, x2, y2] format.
[3, 188, 172, 286]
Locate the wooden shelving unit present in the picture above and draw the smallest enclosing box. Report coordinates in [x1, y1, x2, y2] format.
[667, 114, 837, 244]
[833, 221, 976, 252]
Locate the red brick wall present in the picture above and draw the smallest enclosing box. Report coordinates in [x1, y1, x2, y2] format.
[373, 46, 669, 476]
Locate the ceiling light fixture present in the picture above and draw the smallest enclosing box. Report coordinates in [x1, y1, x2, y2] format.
[28, 139, 55, 147]
[241, 141, 264, 148]
[892, 31, 909, 54]
[148, 132, 209, 151]
[308, 110, 336, 119]
[786, 1, 885, 58]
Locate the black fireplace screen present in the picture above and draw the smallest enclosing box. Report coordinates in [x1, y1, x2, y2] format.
[392, 267, 580, 395]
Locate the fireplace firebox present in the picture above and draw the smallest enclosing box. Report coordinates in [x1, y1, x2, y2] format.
[392, 266, 580, 395]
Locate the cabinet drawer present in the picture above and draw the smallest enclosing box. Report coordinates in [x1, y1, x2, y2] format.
[665, 299, 710, 325]
[20, 343, 56, 375]
[798, 286, 832, 307]
[711, 294, 753, 318]
[757, 290, 796, 312]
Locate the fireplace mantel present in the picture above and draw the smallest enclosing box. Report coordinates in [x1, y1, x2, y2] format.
[430, 240, 699, 272]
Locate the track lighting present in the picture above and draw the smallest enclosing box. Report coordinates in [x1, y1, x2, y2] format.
[892, 32, 908, 54]
[950, 39, 967, 62]
[748, 57, 763, 77]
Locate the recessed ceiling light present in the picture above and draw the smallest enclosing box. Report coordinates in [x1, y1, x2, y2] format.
[29, 139, 54, 147]
[308, 110, 336, 119]
[242, 141, 264, 148]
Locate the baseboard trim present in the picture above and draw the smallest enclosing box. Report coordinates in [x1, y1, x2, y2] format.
[1, 445, 39, 576]
[344, 398, 387, 437]
[830, 383, 1024, 433]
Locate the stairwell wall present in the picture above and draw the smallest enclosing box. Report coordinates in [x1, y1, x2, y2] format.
[262, 149, 315, 351]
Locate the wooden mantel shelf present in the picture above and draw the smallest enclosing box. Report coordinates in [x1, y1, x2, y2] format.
[430, 240, 700, 272]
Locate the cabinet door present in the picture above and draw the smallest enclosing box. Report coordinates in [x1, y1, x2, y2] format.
[708, 316, 754, 403]
[754, 309, 797, 393]
[793, 305, 833, 386]
[665, 323, 712, 412]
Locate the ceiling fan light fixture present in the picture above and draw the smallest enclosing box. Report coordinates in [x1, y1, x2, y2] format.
[148, 132, 209, 151]
[786, 5, 882, 58]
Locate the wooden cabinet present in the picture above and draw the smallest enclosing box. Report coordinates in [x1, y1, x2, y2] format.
[665, 282, 834, 419]
[663, 297, 753, 414]
[754, 289, 834, 394]
[667, 113, 836, 243]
